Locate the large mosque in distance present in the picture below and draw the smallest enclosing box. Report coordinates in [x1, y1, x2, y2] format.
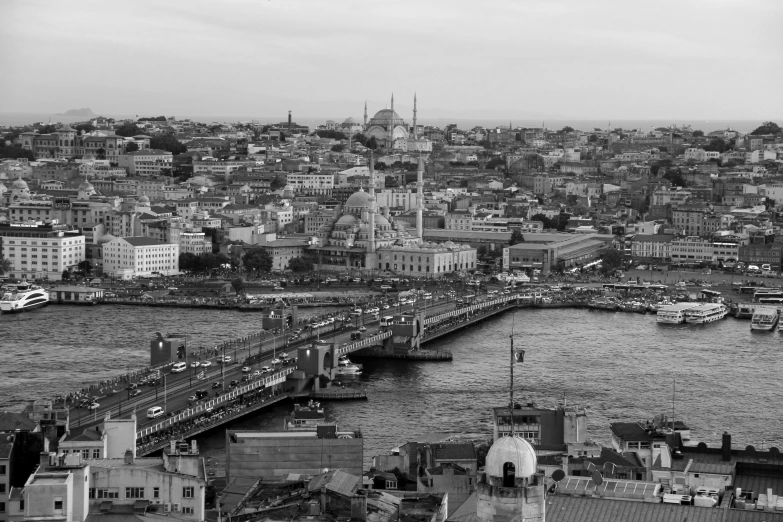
[340, 94, 432, 152]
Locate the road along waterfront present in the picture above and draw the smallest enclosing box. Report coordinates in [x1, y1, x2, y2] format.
[2, 302, 782, 471]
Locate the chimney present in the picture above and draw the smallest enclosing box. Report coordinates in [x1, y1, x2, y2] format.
[39, 452, 51, 471]
[170, 440, 177, 455]
[288, 111, 292, 133]
[721, 431, 731, 461]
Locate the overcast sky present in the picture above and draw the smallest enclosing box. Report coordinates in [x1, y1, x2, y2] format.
[1, 0, 781, 121]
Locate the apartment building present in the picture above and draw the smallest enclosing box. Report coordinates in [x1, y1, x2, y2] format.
[285, 172, 335, 196]
[630, 234, 674, 260]
[118, 150, 173, 176]
[670, 236, 713, 264]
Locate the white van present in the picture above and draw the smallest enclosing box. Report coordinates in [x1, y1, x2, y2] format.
[171, 362, 187, 373]
[147, 406, 165, 419]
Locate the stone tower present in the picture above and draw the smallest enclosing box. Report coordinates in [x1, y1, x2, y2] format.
[476, 436, 546, 522]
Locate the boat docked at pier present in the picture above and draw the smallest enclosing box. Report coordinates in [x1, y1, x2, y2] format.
[656, 303, 701, 324]
[336, 355, 362, 375]
[284, 400, 329, 431]
[750, 307, 780, 331]
[0, 282, 49, 313]
[684, 303, 728, 324]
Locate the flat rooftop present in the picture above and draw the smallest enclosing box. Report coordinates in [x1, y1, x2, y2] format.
[31, 475, 69, 485]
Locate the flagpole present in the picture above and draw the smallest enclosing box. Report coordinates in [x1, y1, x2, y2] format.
[509, 312, 515, 437]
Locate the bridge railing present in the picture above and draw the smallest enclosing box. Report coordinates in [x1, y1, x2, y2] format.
[137, 366, 294, 438]
[335, 331, 392, 357]
[424, 295, 517, 326]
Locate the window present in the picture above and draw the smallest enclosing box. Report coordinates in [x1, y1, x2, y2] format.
[0, 465, 5, 475]
[82, 449, 89, 459]
[0, 484, 4, 493]
[153, 487, 160, 499]
[183, 506, 194, 514]
[0, 501, 5, 513]
[126, 487, 144, 499]
[92, 449, 100, 459]
[97, 489, 118, 499]
[182, 486, 194, 498]
[54, 497, 63, 512]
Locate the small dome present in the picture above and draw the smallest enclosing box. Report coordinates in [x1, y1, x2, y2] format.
[343, 117, 359, 125]
[12, 178, 29, 189]
[138, 194, 150, 205]
[374, 214, 391, 227]
[79, 180, 94, 191]
[336, 214, 358, 226]
[57, 124, 75, 132]
[345, 190, 371, 209]
[485, 435, 537, 480]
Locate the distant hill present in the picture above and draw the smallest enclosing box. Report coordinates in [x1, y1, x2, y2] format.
[56, 108, 97, 117]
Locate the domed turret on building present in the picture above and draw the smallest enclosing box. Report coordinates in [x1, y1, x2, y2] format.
[77, 178, 97, 200]
[476, 435, 546, 522]
[138, 194, 150, 205]
[10, 176, 31, 203]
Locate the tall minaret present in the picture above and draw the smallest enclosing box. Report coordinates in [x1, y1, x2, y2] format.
[412, 92, 418, 139]
[364, 100, 368, 126]
[368, 152, 376, 254]
[389, 93, 395, 148]
[416, 153, 424, 240]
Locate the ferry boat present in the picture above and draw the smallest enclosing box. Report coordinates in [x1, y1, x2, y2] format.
[656, 303, 700, 324]
[750, 307, 779, 331]
[684, 303, 728, 324]
[0, 282, 50, 313]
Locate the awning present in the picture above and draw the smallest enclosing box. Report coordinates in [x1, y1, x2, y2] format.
[134, 500, 149, 514]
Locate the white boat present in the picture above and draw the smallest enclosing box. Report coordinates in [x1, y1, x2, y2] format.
[684, 303, 728, 324]
[656, 303, 700, 324]
[335, 357, 363, 374]
[751, 307, 779, 331]
[0, 282, 50, 313]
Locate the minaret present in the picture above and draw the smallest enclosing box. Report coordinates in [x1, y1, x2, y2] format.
[368, 152, 376, 254]
[413, 93, 418, 140]
[389, 93, 395, 148]
[416, 153, 424, 240]
[364, 100, 368, 126]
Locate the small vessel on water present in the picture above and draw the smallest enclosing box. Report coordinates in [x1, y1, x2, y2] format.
[0, 282, 50, 313]
[750, 307, 780, 331]
[336, 355, 363, 375]
[657, 303, 701, 324]
[684, 303, 728, 324]
[284, 400, 329, 431]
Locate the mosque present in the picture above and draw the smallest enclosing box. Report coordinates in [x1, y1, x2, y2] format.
[336, 94, 432, 152]
[310, 155, 475, 277]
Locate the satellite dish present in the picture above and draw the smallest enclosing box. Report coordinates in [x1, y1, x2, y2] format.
[551, 469, 565, 482]
[591, 470, 603, 487]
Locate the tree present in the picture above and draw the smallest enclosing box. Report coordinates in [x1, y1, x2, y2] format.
[559, 126, 574, 134]
[125, 142, 139, 152]
[114, 123, 144, 137]
[366, 136, 378, 150]
[703, 137, 728, 153]
[316, 130, 347, 140]
[331, 144, 344, 152]
[61, 269, 72, 281]
[150, 134, 187, 154]
[77, 260, 93, 275]
[270, 175, 285, 190]
[288, 256, 314, 272]
[0, 255, 11, 276]
[692, 130, 704, 137]
[373, 161, 387, 171]
[750, 121, 782, 135]
[485, 157, 505, 170]
[243, 249, 272, 274]
[599, 248, 624, 274]
[352, 133, 368, 146]
[96, 147, 106, 160]
[588, 134, 598, 142]
[74, 123, 95, 134]
[663, 168, 686, 187]
[0, 143, 35, 161]
[231, 278, 245, 294]
[178, 252, 199, 272]
[39, 124, 57, 134]
[509, 229, 524, 245]
[530, 213, 554, 229]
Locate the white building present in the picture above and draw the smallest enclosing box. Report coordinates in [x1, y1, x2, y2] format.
[117, 149, 173, 176]
[0, 223, 85, 280]
[285, 171, 335, 195]
[630, 234, 674, 260]
[102, 237, 179, 279]
[670, 236, 713, 264]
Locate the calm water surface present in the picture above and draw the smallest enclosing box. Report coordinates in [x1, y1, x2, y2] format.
[2, 305, 782, 470]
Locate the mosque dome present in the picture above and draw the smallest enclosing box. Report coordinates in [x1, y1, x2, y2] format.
[343, 117, 359, 125]
[138, 194, 150, 205]
[485, 435, 537, 479]
[368, 109, 404, 127]
[336, 214, 359, 226]
[374, 214, 391, 227]
[345, 190, 371, 209]
[12, 178, 29, 190]
[78, 180, 94, 191]
[56, 124, 75, 132]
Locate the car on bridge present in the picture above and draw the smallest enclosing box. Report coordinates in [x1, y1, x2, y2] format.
[229, 380, 239, 387]
[201, 361, 212, 368]
[211, 381, 221, 389]
[260, 366, 272, 374]
[87, 402, 100, 410]
[190, 361, 200, 368]
[272, 357, 282, 365]
[221, 356, 232, 363]
[241, 366, 252, 373]
[252, 370, 263, 378]
[129, 389, 141, 398]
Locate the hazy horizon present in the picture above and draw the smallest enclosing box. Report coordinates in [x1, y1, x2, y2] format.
[1, 0, 782, 121]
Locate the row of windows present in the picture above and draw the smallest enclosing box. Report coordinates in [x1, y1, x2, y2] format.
[87, 486, 195, 499]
